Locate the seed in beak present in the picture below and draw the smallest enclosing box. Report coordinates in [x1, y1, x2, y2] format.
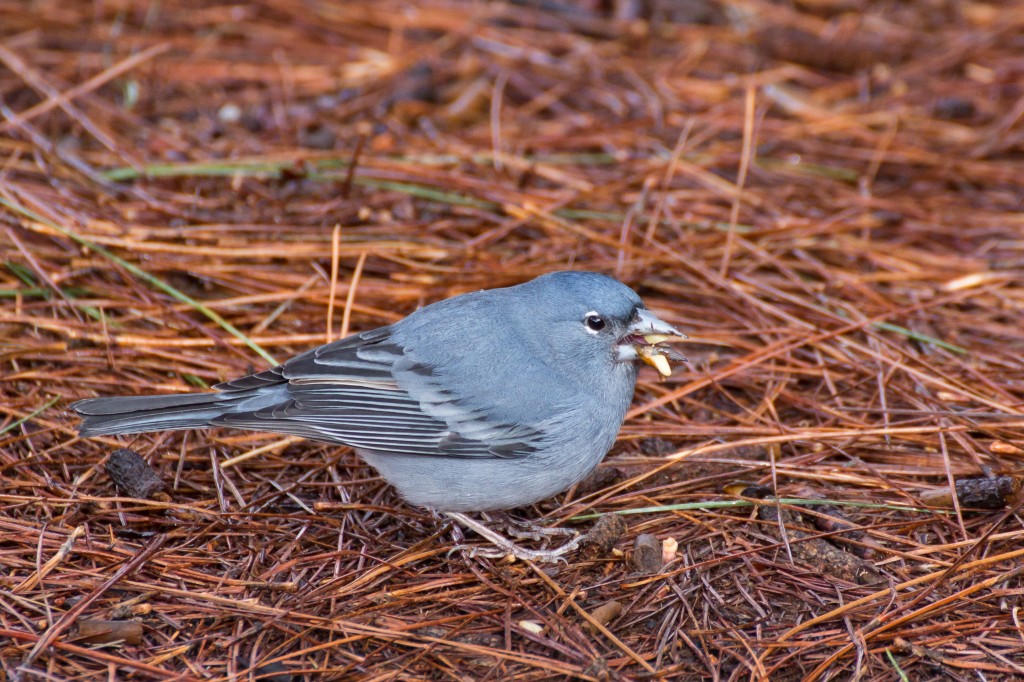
[643, 333, 687, 345]
[636, 344, 673, 378]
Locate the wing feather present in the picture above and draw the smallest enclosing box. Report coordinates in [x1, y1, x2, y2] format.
[212, 326, 541, 458]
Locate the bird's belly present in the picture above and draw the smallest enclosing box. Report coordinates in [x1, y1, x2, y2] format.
[357, 446, 606, 512]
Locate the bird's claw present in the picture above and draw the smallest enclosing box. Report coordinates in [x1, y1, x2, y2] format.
[450, 542, 570, 564]
[445, 511, 584, 564]
[501, 517, 580, 542]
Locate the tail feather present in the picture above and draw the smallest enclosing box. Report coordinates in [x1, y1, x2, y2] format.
[72, 393, 230, 437]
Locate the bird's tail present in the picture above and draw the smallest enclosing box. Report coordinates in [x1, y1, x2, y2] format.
[71, 393, 232, 437]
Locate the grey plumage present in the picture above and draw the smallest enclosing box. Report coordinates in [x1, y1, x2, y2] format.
[72, 271, 682, 512]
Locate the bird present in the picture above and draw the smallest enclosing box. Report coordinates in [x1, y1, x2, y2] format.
[72, 271, 687, 561]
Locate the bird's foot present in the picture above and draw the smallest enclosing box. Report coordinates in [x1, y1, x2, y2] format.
[445, 511, 585, 564]
[499, 516, 579, 542]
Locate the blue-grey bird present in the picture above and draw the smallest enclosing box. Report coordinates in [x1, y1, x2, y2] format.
[73, 271, 685, 558]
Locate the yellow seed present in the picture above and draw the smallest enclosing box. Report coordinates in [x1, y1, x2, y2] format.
[643, 334, 672, 344]
[650, 353, 671, 377]
[643, 333, 687, 344]
[637, 345, 673, 377]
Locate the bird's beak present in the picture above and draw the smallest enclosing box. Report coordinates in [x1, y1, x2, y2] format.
[616, 309, 688, 378]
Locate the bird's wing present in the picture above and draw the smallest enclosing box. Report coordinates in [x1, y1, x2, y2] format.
[212, 327, 541, 458]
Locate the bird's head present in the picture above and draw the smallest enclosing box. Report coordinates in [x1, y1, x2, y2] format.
[521, 271, 687, 379]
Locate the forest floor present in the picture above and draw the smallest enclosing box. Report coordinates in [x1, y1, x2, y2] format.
[2, 1, 1024, 679]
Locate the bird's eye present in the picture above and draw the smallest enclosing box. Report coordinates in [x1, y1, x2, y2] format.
[584, 314, 606, 332]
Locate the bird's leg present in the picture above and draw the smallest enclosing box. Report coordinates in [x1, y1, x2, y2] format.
[445, 512, 586, 563]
